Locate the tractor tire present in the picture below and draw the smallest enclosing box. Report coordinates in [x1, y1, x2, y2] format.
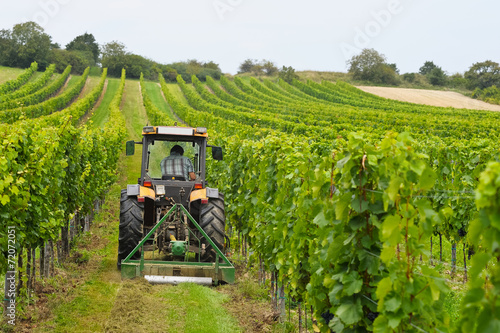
[117, 189, 143, 270]
[193, 194, 225, 261]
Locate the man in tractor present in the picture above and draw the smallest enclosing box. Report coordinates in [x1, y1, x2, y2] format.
[160, 144, 196, 181]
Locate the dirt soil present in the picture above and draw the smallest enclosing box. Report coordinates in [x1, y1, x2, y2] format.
[218, 284, 279, 333]
[357, 86, 500, 112]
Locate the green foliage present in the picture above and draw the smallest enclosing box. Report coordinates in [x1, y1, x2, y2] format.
[168, 60, 222, 83]
[139, 73, 176, 125]
[402, 73, 416, 83]
[0, 22, 52, 69]
[465, 60, 500, 90]
[0, 67, 126, 274]
[238, 59, 279, 76]
[448, 73, 467, 89]
[100, 41, 131, 78]
[238, 59, 255, 73]
[0, 61, 37, 94]
[49, 49, 92, 74]
[162, 66, 179, 82]
[348, 48, 399, 85]
[418, 61, 450, 86]
[278, 66, 299, 83]
[0, 64, 55, 103]
[459, 161, 500, 332]
[473, 85, 500, 105]
[156, 72, 500, 332]
[0, 65, 92, 123]
[65, 32, 100, 64]
[428, 67, 447, 86]
[419, 61, 438, 75]
[0, 64, 70, 111]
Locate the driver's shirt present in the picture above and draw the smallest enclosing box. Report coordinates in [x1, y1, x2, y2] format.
[160, 152, 194, 180]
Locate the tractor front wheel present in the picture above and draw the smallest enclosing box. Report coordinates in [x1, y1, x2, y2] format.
[117, 189, 143, 270]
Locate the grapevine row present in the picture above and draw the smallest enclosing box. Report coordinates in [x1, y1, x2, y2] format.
[158, 74, 500, 331]
[0, 62, 38, 94]
[0, 68, 126, 279]
[0, 65, 71, 110]
[0, 64, 56, 103]
[0, 66, 88, 123]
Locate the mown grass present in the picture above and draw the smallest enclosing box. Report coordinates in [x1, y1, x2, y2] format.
[158, 283, 241, 333]
[144, 80, 179, 121]
[165, 82, 190, 106]
[0, 65, 25, 84]
[89, 78, 120, 128]
[75, 75, 102, 102]
[58, 74, 81, 93]
[144, 81, 169, 112]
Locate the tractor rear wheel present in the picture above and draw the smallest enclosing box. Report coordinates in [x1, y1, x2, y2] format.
[193, 194, 225, 261]
[117, 189, 143, 270]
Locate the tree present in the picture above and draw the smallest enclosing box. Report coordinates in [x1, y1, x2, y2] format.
[48, 49, 91, 74]
[0, 29, 15, 66]
[448, 73, 467, 89]
[66, 33, 100, 64]
[427, 67, 447, 86]
[388, 63, 399, 74]
[279, 66, 299, 83]
[164, 59, 222, 82]
[125, 54, 154, 79]
[464, 60, 500, 90]
[9, 22, 52, 69]
[162, 66, 178, 82]
[186, 59, 203, 76]
[402, 73, 416, 83]
[419, 61, 438, 75]
[239, 59, 279, 76]
[262, 60, 278, 76]
[238, 59, 256, 73]
[203, 61, 221, 71]
[347, 48, 398, 85]
[101, 41, 128, 77]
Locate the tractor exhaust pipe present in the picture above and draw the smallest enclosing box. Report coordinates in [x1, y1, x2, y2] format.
[144, 275, 213, 286]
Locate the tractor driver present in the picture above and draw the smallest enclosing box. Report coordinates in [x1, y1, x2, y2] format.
[160, 145, 196, 181]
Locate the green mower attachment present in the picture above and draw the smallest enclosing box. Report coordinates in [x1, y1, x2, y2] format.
[120, 204, 235, 285]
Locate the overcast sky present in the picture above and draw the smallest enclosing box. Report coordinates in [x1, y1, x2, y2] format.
[2, 0, 499, 74]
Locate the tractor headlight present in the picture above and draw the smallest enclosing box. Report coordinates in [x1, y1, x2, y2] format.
[196, 127, 207, 134]
[156, 185, 165, 196]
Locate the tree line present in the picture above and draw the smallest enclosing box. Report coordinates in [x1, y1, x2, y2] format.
[347, 48, 500, 103]
[0, 22, 222, 82]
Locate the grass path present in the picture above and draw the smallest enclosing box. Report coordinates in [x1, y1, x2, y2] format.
[0, 66, 24, 84]
[89, 78, 120, 128]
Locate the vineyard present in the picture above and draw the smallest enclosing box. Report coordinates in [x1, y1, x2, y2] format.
[1, 63, 500, 332]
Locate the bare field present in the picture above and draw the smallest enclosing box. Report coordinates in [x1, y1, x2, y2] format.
[357, 86, 500, 112]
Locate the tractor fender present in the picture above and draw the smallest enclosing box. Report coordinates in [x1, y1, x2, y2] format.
[127, 184, 155, 201]
[189, 187, 219, 202]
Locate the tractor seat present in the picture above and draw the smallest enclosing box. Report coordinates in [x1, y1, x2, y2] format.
[162, 174, 186, 181]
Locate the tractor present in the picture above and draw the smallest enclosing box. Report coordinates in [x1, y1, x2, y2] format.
[118, 125, 234, 285]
